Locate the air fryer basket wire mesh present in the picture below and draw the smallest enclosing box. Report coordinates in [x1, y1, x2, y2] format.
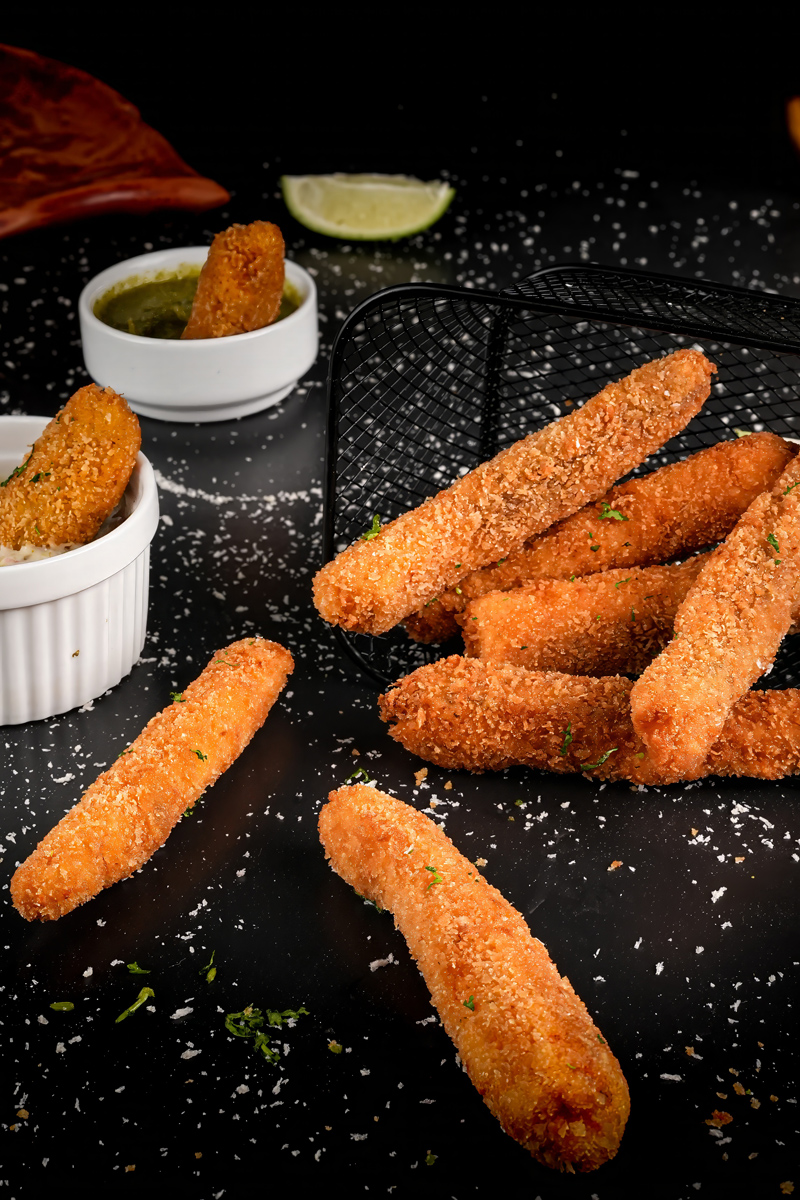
[323, 264, 800, 687]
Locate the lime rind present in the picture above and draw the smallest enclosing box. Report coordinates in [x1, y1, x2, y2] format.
[280, 173, 455, 241]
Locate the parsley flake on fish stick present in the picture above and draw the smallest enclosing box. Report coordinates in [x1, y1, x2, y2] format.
[314, 350, 715, 636]
[319, 785, 630, 1172]
[10, 638, 293, 922]
[631, 453, 800, 779]
[378, 657, 800, 784]
[0, 383, 140, 551]
[405, 431, 794, 643]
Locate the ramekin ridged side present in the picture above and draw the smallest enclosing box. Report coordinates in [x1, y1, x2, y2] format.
[0, 550, 150, 724]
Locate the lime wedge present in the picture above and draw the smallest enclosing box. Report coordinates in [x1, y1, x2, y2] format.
[280, 174, 455, 240]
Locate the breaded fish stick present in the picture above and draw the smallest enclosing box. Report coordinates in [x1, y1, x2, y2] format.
[0, 384, 141, 550]
[182, 220, 285, 339]
[378, 656, 800, 785]
[11, 638, 293, 921]
[631, 454, 800, 779]
[314, 350, 715, 636]
[405, 432, 795, 643]
[319, 785, 630, 1172]
[461, 557, 708, 675]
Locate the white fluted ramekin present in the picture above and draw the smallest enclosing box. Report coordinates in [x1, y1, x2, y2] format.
[0, 416, 159, 725]
[78, 248, 318, 423]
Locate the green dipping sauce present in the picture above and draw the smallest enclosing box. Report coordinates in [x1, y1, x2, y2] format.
[94, 267, 301, 339]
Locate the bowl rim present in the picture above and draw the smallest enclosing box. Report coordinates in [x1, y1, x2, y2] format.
[0, 414, 159, 608]
[78, 249, 316, 347]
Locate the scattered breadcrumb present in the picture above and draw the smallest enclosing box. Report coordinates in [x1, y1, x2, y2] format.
[608, 860, 623, 872]
[705, 1111, 733, 1127]
[414, 768, 429, 786]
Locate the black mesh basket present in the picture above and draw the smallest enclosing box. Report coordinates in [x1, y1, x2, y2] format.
[323, 263, 800, 687]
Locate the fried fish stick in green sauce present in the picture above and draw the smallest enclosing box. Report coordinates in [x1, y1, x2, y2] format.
[11, 638, 293, 921]
[319, 785, 630, 1172]
[314, 350, 714, 636]
[404, 431, 794, 644]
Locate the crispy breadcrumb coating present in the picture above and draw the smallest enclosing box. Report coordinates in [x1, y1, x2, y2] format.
[314, 350, 715, 636]
[319, 786, 630, 1172]
[405, 432, 794, 643]
[631, 454, 800, 779]
[11, 638, 293, 921]
[0, 384, 140, 550]
[461, 557, 709, 675]
[378, 656, 800, 785]
[181, 220, 285, 339]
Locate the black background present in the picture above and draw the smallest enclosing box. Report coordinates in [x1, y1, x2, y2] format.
[0, 19, 799, 1200]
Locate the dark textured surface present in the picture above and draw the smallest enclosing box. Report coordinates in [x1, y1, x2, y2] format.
[0, 52, 798, 1199]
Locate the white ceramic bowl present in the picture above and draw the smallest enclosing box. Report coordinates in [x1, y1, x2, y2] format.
[78, 247, 318, 423]
[0, 416, 159, 725]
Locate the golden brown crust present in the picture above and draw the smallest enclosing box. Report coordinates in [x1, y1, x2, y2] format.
[405, 432, 795, 643]
[460, 557, 708, 675]
[319, 786, 630, 1172]
[0, 384, 140, 550]
[314, 350, 715, 636]
[631, 454, 800, 778]
[10, 638, 294, 921]
[181, 220, 285, 339]
[378, 656, 800, 785]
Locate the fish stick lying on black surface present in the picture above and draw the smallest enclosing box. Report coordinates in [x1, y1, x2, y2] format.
[319, 785, 630, 1172]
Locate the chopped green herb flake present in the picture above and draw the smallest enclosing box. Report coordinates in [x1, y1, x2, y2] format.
[783, 481, 800, 496]
[579, 748, 619, 771]
[360, 514, 382, 541]
[126, 962, 150, 975]
[767, 532, 780, 553]
[560, 722, 573, 757]
[599, 502, 628, 522]
[425, 1153, 438, 1167]
[734, 428, 751, 438]
[192, 749, 208, 762]
[115, 987, 154, 1023]
[344, 767, 374, 785]
[597, 1034, 607, 1044]
[454, 586, 462, 595]
[0, 456, 31, 487]
[200, 950, 216, 982]
[463, 995, 475, 1011]
[614, 578, 632, 588]
[328, 1039, 343, 1054]
[50, 1001, 74, 1012]
[630, 607, 636, 623]
[225, 1004, 308, 1062]
[424, 865, 443, 890]
[170, 691, 186, 703]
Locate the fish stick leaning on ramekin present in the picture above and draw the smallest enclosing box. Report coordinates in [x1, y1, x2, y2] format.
[319, 785, 630, 1172]
[404, 432, 796, 643]
[10, 638, 293, 921]
[181, 220, 285, 339]
[0, 384, 141, 550]
[314, 350, 715, 636]
[460, 557, 710, 675]
[630, 453, 800, 780]
[378, 656, 800, 785]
